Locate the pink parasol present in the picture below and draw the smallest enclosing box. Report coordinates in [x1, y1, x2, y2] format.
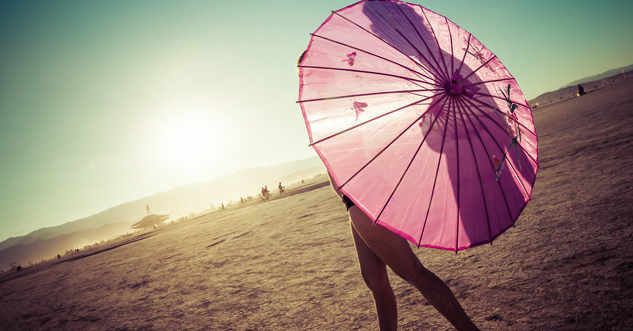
[298, 0, 538, 251]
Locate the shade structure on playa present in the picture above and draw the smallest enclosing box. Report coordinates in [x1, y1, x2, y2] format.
[131, 214, 170, 230]
[297, 0, 538, 251]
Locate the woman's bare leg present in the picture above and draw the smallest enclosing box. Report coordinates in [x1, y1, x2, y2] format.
[351, 224, 397, 331]
[349, 206, 480, 331]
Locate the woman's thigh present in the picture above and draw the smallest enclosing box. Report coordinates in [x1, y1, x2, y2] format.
[348, 206, 424, 278]
[351, 222, 390, 287]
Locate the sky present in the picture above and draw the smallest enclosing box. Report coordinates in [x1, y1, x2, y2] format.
[1, 0, 632, 242]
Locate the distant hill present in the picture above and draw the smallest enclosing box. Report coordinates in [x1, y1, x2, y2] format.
[560, 64, 633, 88]
[0, 221, 134, 270]
[0, 156, 323, 270]
[529, 69, 633, 109]
[275, 166, 326, 186]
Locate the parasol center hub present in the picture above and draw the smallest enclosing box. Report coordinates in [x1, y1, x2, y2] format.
[445, 80, 464, 96]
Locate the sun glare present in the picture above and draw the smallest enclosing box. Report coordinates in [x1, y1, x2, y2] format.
[147, 109, 231, 180]
[162, 125, 213, 162]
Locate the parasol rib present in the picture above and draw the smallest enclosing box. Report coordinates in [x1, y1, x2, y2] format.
[466, 96, 535, 140]
[390, 3, 450, 82]
[361, 1, 450, 83]
[297, 86, 442, 104]
[472, 91, 531, 110]
[299, 64, 435, 87]
[452, 102, 460, 251]
[419, 7, 452, 82]
[392, 3, 450, 82]
[505, 147, 530, 202]
[445, 16, 455, 78]
[309, 33, 441, 86]
[455, 98, 493, 242]
[459, 99, 517, 222]
[461, 97, 533, 199]
[310, 93, 438, 147]
[417, 96, 453, 247]
[472, 77, 519, 86]
[456, 34, 472, 76]
[466, 97, 539, 167]
[460, 95, 537, 156]
[463, 55, 498, 82]
[467, 95, 534, 136]
[373, 94, 450, 225]
[340, 93, 449, 189]
[330, 10, 440, 81]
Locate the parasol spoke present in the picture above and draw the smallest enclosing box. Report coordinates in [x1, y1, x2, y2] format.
[445, 16, 455, 79]
[461, 96, 538, 164]
[409, 91, 435, 98]
[298, 62, 442, 91]
[330, 11, 440, 81]
[419, 7, 452, 82]
[461, 96, 520, 133]
[385, 2, 450, 82]
[452, 102, 460, 251]
[463, 96, 538, 171]
[468, 97, 536, 144]
[456, 33, 472, 76]
[359, 1, 450, 83]
[392, 3, 450, 82]
[463, 55, 498, 82]
[298, 87, 443, 104]
[472, 91, 530, 109]
[459, 98, 531, 202]
[466, 96, 534, 136]
[455, 99, 493, 242]
[340, 93, 449, 190]
[465, 98, 539, 168]
[309, 33, 441, 86]
[310, 93, 440, 147]
[372, 94, 450, 225]
[416, 96, 454, 246]
[472, 77, 518, 86]
[456, 97, 515, 224]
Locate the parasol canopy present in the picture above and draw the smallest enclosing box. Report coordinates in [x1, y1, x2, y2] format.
[298, 0, 538, 251]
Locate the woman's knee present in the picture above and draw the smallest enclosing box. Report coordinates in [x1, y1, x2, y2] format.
[389, 260, 432, 287]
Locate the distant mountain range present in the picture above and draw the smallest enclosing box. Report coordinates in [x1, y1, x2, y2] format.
[0, 156, 325, 271]
[529, 66, 632, 108]
[560, 64, 633, 88]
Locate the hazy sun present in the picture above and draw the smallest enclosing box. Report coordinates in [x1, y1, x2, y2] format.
[148, 109, 230, 177]
[162, 125, 214, 162]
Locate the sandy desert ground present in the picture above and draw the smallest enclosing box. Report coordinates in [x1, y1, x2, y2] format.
[1, 78, 632, 330]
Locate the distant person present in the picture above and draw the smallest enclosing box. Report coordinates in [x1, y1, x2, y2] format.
[146, 204, 151, 215]
[16, 265, 22, 272]
[57, 254, 61, 259]
[577, 84, 586, 96]
[261, 186, 270, 200]
[278, 182, 285, 194]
